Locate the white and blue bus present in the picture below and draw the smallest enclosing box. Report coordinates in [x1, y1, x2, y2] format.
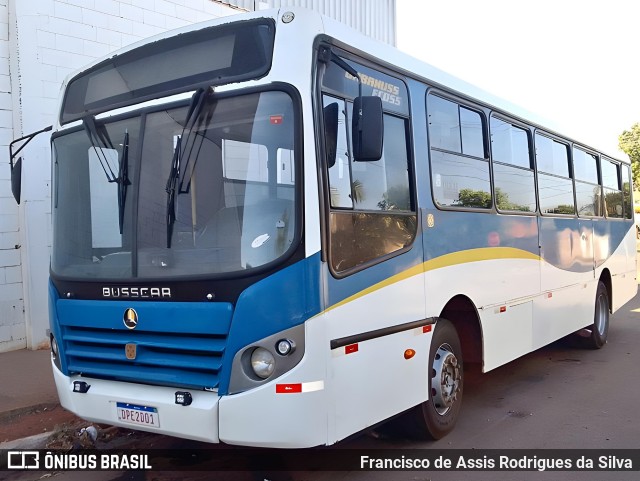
[10, 7, 637, 447]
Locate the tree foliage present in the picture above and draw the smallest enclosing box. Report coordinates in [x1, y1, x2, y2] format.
[619, 123, 640, 189]
[455, 188, 531, 212]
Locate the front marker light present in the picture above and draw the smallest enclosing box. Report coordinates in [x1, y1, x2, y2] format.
[276, 339, 296, 356]
[250, 347, 276, 379]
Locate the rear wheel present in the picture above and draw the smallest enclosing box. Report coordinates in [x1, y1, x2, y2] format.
[575, 281, 609, 349]
[412, 318, 463, 439]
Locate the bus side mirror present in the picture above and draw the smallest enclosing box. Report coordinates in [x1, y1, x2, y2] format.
[11, 157, 22, 204]
[323, 102, 339, 168]
[352, 96, 383, 162]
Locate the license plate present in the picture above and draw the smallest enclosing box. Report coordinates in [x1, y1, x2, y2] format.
[116, 402, 160, 428]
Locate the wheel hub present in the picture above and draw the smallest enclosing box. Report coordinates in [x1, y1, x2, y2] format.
[431, 344, 461, 415]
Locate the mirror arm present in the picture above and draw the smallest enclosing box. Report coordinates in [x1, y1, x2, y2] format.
[9, 125, 53, 170]
[318, 46, 363, 99]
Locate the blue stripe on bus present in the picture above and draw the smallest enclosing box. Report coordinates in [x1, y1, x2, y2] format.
[423, 209, 631, 273]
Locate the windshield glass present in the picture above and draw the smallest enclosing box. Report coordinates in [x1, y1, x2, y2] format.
[52, 90, 298, 279]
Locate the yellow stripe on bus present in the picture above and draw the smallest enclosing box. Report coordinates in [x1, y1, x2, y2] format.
[423, 247, 541, 273]
[325, 247, 541, 313]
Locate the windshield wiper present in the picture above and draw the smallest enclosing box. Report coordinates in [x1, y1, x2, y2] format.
[164, 87, 211, 248]
[117, 130, 130, 234]
[83, 115, 117, 183]
[178, 87, 216, 194]
[165, 135, 182, 248]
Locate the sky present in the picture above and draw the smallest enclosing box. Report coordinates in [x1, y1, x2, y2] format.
[396, 0, 639, 159]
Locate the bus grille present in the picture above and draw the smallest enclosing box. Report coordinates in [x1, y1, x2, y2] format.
[56, 300, 233, 391]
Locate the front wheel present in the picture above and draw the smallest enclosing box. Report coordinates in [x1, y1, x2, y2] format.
[412, 318, 463, 439]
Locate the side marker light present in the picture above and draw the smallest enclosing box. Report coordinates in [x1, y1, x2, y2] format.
[404, 349, 416, 360]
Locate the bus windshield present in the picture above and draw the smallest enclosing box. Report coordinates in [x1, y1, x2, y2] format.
[51, 89, 298, 280]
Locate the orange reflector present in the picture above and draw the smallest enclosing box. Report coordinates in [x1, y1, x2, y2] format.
[404, 349, 416, 360]
[499, 306, 507, 313]
[423, 325, 432, 333]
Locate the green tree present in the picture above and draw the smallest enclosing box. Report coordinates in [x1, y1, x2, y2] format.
[619, 123, 640, 188]
[455, 188, 491, 208]
[455, 187, 531, 211]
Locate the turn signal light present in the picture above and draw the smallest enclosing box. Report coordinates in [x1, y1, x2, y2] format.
[404, 349, 416, 360]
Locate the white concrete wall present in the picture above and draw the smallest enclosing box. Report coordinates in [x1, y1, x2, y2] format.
[0, 0, 237, 352]
[0, 0, 25, 352]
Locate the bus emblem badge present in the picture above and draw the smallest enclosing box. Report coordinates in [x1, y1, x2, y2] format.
[427, 214, 435, 228]
[125, 343, 137, 360]
[123, 308, 138, 330]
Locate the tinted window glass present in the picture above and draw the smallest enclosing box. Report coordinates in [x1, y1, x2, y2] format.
[601, 158, 620, 189]
[536, 133, 569, 177]
[431, 150, 491, 208]
[321, 56, 409, 116]
[490, 117, 530, 169]
[604, 188, 623, 218]
[538, 173, 575, 215]
[573, 148, 598, 184]
[322, 91, 416, 274]
[428, 95, 461, 153]
[351, 115, 411, 211]
[325, 97, 353, 209]
[575, 182, 603, 217]
[460, 107, 484, 158]
[493, 163, 536, 212]
[622, 165, 632, 219]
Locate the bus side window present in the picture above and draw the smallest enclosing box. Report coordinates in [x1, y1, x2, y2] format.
[573, 147, 602, 217]
[427, 94, 490, 209]
[324, 96, 354, 209]
[602, 157, 623, 218]
[323, 94, 416, 274]
[536, 134, 575, 215]
[622, 164, 632, 219]
[490, 116, 536, 213]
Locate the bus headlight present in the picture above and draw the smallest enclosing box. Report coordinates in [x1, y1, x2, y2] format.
[250, 347, 275, 379]
[228, 324, 305, 394]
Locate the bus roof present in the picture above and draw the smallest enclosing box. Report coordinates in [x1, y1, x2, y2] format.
[59, 6, 625, 162]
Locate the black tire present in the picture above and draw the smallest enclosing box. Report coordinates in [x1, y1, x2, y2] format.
[412, 318, 463, 439]
[581, 281, 610, 349]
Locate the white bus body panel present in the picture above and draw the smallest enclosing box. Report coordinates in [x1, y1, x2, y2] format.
[323, 271, 428, 444]
[218, 317, 329, 448]
[53, 361, 221, 443]
[609, 230, 638, 312]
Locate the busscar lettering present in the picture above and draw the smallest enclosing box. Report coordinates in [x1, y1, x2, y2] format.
[103, 287, 171, 299]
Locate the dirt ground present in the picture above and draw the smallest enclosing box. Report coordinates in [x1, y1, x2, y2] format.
[0, 404, 84, 444]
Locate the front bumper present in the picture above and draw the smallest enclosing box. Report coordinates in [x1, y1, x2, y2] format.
[53, 359, 220, 443]
[52, 352, 328, 447]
